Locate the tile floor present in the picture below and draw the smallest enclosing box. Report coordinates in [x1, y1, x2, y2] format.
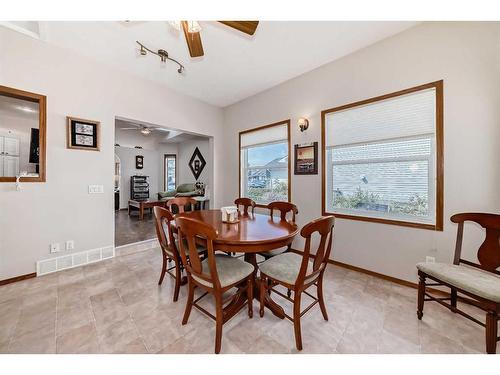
[0, 248, 497, 354]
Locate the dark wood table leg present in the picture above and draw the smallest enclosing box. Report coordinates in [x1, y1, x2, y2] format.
[139, 204, 144, 220]
[244, 253, 285, 319]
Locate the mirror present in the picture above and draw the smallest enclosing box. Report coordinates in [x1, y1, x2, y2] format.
[0, 85, 46, 182]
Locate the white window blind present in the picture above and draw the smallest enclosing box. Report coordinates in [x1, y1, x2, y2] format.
[240, 123, 288, 148]
[324, 87, 438, 226]
[325, 88, 436, 147]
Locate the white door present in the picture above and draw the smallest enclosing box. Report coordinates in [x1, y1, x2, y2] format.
[0, 136, 4, 155]
[0, 156, 3, 177]
[3, 156, 19, 177]
[4, 137, 20, 156]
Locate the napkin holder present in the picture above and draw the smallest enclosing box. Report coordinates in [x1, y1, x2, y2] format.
[221, 206, 239, 224]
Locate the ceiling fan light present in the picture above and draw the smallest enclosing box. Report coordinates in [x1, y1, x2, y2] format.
[187, 21, 201, 33]
[140, 128, 152, 135]
[169, 21, 181, 31]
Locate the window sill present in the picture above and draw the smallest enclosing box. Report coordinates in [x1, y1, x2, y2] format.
[323, 211, 443, 231]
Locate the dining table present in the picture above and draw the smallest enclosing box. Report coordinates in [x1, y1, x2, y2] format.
[176, 209, 299, 320]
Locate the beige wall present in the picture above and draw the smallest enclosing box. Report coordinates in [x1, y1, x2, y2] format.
[0, 28, 224, 280]
[222, 22, 500, 282]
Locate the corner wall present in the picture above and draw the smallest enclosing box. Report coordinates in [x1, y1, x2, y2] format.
[222, 22, 500, 282]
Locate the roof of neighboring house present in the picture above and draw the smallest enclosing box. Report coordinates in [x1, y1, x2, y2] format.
[248, 156, 288, 178]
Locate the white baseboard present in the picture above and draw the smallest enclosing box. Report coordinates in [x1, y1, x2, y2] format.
[36, 245, 115, 276]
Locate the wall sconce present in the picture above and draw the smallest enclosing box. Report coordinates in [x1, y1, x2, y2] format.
[298, 117, 309, 132]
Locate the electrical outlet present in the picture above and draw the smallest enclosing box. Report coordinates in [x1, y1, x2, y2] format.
[65, 240, 75, 251]
[88, 185, 104, 194]
[426, 256, 436, 263]
[50, 243, 60, 254]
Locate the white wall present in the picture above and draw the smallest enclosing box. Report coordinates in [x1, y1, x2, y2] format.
[0, 27, 224, 280]
[222, 22, 500, 282]
[177, 138, 212, 190]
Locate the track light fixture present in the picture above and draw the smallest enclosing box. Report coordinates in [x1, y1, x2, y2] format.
[136, 41, 185, 74]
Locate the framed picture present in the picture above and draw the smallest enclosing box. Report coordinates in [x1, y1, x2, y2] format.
[294, 142, 318, 175]
[67, 116, 100, 151]
[135, 155, 144, 169]
[188, 147, 206, 180]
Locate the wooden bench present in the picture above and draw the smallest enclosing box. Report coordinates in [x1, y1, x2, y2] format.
[416, 213, 500, 354]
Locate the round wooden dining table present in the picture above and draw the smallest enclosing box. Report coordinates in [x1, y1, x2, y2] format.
[176, 209, 299, 319]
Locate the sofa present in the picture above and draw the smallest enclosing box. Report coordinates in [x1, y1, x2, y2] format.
[157, 183, 202, 200]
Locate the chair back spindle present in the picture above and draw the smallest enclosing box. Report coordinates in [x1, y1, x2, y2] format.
[166, 197, 197, 214]
[267, 201, 298, 224]
[234, 197, 256, 216]
[451, 212, 500, 274]
[175, 216, 222, 290]
[296, 216, 335, 287]
[153, 206, 177, 256]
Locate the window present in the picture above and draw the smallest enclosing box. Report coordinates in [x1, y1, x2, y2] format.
[239, 120, 290, 205]
[322, 81, 443, 230]
[164, 154, 176, 191]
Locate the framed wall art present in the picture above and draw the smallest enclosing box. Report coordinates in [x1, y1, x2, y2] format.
[66, 116, 100, 151]
[294, 142, 318, 175]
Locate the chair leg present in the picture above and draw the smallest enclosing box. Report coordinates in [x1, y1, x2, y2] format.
[182, 279, 195, 325]
[259, 275, 267, 317]
[317, 274, 328, 321]
[247, 277, 253, 318]
[485, 311, 498, 354]
[173, 259, 182, 302]
[450, 288, 458, 312]
[214, 294, 224, 354]
[293, 291, 303, 351]
[158, 252, 168, 285]
[417, 274, 426, 320]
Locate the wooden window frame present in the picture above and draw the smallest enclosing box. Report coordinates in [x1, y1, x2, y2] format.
[163, 153, 177, 191]
[238, 120, 291, 207]
[321, 80, 444, 231]
[0, 85, 46, 183]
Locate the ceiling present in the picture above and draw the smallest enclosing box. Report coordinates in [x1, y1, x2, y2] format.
[115, 118, 208, 144]
[39, 21, 418, 107]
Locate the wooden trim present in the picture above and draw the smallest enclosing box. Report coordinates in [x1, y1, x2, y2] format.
[321, 80, 444, 231]
[163, 153, 177, 191]
[0, 85, 47, 183]
[66, 116, 101, 151]
[289, 248, 446, 294]
[238, 119, 291, 203]
[0, 272, 36, 286]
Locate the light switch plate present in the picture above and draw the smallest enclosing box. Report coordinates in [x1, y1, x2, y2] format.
[425, 256, 436, 263]
[88, 185, 104, 194]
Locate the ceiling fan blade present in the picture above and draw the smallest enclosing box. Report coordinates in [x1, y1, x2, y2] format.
[182, 21, 204, 57]
[218, 21, 259, 35]
[121, 128, 140, 130]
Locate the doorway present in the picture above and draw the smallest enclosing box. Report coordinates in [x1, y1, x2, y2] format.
[113, 116, 213, 248]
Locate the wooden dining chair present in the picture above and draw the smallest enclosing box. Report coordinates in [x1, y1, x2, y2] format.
[175, 216, 255, 354]
[260, 201, 299, 260]
[166, 197, 197, 214]
[234, 197, 256, 216]
[259, 215, 335, 351]
[153, 206, 206, 302]
[417, 213, 500, 354]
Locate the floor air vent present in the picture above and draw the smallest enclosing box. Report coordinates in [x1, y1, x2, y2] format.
[36, 246, 115, 276]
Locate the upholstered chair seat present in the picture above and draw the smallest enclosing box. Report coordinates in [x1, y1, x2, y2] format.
[417, 262, 500, 302]
[192, 254, 254, 288]
[259, 252, 314, 285]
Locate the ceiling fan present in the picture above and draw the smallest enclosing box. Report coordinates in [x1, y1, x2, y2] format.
[169, 21, 259, 58]
[120, 124, 169, 135]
